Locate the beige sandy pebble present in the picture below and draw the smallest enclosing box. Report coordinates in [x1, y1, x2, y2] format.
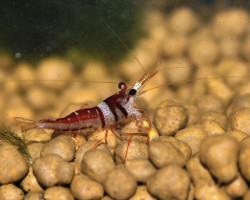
[219, 35, 240, 58]
[162, 35, 187, 56]
[24, 192, 43, 200]
[130, 185, 156, 200]
[27, 142, 44, 161]
[20, 167, 43, 193]
[206, 78, 234, 105]
[115, 140, 148, 164]
[25, 86, 57, 110]
[40, 135, 76, 161]
[101, 196, 113, 200]
[200, 111, 227, 129]
[223, 173, 248, 199]
[33, 154, 74, 187]
[201, 120, 225, 136]
[186, 154, 214, 186]
[125, 158, 157, 183]
[188, 37, 219, 66]
[158, 136, 192, 161]
[162, 57, 191, 83]
[154, 100, 188, 136]
[104, 166, 137, 200]
[44, 186, 74, 200]
[200, 135, 239, 183]
[183, 104, 200, 126]
[71, 174, 104, 200]
[0, 144, 29, 184]
[36, 57, 73, 90]
[194, 182, 230, 200]
[238, 81, 250, 96]
[168, 7, 199, 34]
[52, 130, 87, 150]
[240, 136, 250, 149]
[81, 149, 115, 183]
[13, 63, 36, 88]
[243, 190, 250, 200]
[228, 94, 250, 114]
[239, 142, 250, 181]
[0, 184, 24, 200]
[227, 108, 250, 134]
[175, 125, 206, 155]
[149, 141, 185, 168]
[147, 164, 190, 200]
[195, 95, 224, 114]
[74, 140, 111, 164]
[212, 8, 249, 37]
[70, 162, 81, 175]
[24, 129, 53, 143]
[227, 130, 248, 142]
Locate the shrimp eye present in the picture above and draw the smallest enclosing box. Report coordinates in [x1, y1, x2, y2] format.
[118, 82, 125, 89]
[129, 89, 137, 96]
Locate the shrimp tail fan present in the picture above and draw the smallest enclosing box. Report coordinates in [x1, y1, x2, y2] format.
[14, 117, 38, 132]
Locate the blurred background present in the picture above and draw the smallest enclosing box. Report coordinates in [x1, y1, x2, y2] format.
[0, 0, 249, 132]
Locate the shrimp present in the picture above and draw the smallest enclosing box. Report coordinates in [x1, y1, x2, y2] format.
[15, 68, 158, 150]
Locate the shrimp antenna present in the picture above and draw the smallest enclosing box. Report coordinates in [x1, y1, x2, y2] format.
[103, 21, 145, 72]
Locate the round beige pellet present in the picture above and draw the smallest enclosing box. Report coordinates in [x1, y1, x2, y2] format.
[81, 149, 115, 183]
[24, 192, 43, 200]
[0, 144, 29, 184]
[125, 158, 157, 183]
[44, 186, 74, 200]
[200, 135, 239, 183]
[40, 135, 76, 161]
[33, 154, 74, 187]
[71, 174, 104, 200]
[147, 164, 190, 200]
[149, 141, 185, 168]
[0, 184, 24, 200]
[130, 185, 156, 200]
[104, 166, 137, 200]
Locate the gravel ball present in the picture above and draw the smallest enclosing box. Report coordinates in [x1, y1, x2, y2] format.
[201, 120, 225, 136]
[44, 186, 74, 200]
[162, 35, 187, 56]
[195, 95, 224, 114]
[168, 7, 199, 34]
[147, 164, 190, 200]
[0, 144, 29, 184]
[149, 141, 185, 168]
[130, 185, 156, 200]
[104, 166, 137, 200]
[33, 154, 74, 187]
[227, 108, 250, 134]
[125, 158, 157, 183]
[115, 140, 148, 164]
[75, 140, 111, 164]
[228, 94, 250, 114]
[186, 154, 214, 186]
[227, 130, 248, 142]
[81, 149, 115, 183]
[239, 143, 250, 181]
[71, 174, 104, 200]
[24, 192, 43, 200]
[224, 174, 248, 199]
[154, 100, 188, 136]
[200, 111, 227, 129]
[0, 184, 24, 200]
[206, 78, 234, 105]
[27, 142, 44, 161]
[159, 136, 192, 161]
[200, 135, 239, 183]
[40, 135, 76, 161]
[20, 167, 43, 193]
[183, 103, 200, 126]
[175, 125, 206, 155]
[194, 183, 230, 200]
[242, 34, 250, 61]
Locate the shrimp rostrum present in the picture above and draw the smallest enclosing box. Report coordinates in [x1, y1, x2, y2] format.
[15, 69, 158, 141]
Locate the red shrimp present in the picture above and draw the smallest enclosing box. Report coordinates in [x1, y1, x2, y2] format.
[15, 69, 158, 151]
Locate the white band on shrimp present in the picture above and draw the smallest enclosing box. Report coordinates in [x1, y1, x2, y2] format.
[97, 102, 116, 127]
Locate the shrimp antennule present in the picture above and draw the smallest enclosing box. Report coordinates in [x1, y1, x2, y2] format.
[14, 117, 38, 132]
